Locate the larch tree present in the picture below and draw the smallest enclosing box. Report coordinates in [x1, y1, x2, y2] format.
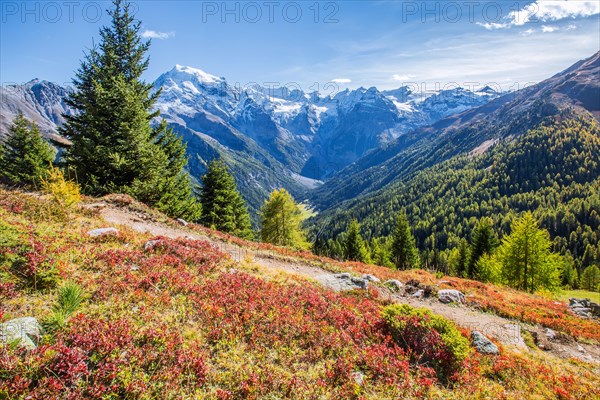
[199, 159, 253, 239]
[498, 212, 563, 293]
[260, 188, 309, 250]
[580, 265, 600, 292]
[0, 113, 54, 187]
[391, 211, 420, 270]
[59, 0, 199, 219]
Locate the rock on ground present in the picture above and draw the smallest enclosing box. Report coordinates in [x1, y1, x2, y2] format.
[471, 331, 499, 354]
[317, 273, 369, 291]
[0, 317, 43, 350]
[438, 289, 466, 304]
[88, 227, 119, 237]
[384, 279, 403, 292]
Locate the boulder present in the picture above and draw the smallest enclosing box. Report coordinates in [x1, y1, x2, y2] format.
[318, 274, 369, 291]
[411, 289, 425, 298]
[350, 277, 369, 289]
[544, 328, 556, 340]
[361, 274, 380, 283]
[334, 273, 352, 280]
[176, 218, 188, 226]
[438, 289, 466, 304]
[144, 239, 161, 251]
[88, 227, 119, 237]
[471, 331, 499, 354]
[384, 279, 404, 292]
[0, 317, 43, 350]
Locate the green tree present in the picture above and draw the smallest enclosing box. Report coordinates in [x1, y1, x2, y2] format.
[0, 113, 54, 187]
[561, 255, 578, 289]
[60, 0, 199, 219]
[199, 159, 253, 239]
[343, 220, 369, 262]
[497, 212, 563, 293]
[260, 189, 309, 250]
[391, 211, 420, 269]
[455, 239, 470, 278]
[468, 218, 498, 279]
[371, 237, 393, 268]
[580, 265, 600, 292]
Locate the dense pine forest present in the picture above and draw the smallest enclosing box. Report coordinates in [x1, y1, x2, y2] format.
[311, 116, 600, 289]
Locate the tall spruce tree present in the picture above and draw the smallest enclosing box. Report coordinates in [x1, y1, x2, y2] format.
[391, 211, 420, 270]
[260, 188, 309, 250]
[0, 113, 54, 187]
[343, 219, 369, 262]
[60, 0, 199, 219]
[468, 218, 498, 279]
[199, 159, 253, 239]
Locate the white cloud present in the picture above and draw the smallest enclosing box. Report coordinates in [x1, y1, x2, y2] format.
[141, 30, 175, 40]
[521, 28, 536, 36]
[331, 78, 351, 84]
[480, 0, 599, 30]
[392, 74, 416, 81]
[477, 22, 510, 30]
[541, 25, 558, 32]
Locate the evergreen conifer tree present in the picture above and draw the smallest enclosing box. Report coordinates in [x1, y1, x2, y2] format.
[0, 113, 54, 187]
[60, 0, 199, 219]
[199, 159, 253, 238]
[391, 211, 420, 269]
[343, 219, 369, 262]
[468, 218, 498, 278]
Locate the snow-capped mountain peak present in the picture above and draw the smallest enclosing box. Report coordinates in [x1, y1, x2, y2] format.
[171, 64, 223, 84]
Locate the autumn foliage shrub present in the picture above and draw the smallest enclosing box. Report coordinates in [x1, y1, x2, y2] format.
[382, 304, 472, 382]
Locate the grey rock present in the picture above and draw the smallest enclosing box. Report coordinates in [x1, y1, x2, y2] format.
[411, 289, 424, 298]
[361, 274, 380, 283]
[438, 289, 466, 304]
[545, 328, 556, 340]
[88, 227, 119, 237]
[471, 331, 499, 354]
[351, 371, 365, 386]
[317, 274, 368, 292]
[176, 218, 188, 226]
[384, 279, 404, 292]
[0, 317, 43, 350]
[350, 277, 369, 289]
[334, 273, 352, 280]
[144, 240, 161, 251]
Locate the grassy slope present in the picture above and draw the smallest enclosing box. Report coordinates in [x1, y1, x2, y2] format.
[1, 189, 599, 399]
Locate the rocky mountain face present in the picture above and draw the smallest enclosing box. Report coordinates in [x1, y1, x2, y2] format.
[0, 80, 75, 144]
[0, 65, 498, 211]
[155, 65, 499, 181]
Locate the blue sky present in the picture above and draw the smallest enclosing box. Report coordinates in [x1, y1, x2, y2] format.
[1, 0, 599, 92]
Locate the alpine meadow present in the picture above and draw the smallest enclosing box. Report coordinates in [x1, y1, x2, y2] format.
[1, 1, 600, 399]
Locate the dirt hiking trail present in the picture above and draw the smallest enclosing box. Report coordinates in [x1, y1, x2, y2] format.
[95, 202, 600, 366]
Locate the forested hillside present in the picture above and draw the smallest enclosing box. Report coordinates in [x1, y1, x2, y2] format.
[310, 51, 600, 210]
[311, 116, 600, 274]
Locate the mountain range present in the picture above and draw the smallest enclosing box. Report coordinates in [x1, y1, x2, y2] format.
[1, 52, 598, 227]
[1, 65, 500, 214]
